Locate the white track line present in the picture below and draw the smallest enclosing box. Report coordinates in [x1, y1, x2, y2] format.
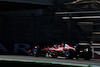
[0, 58, 99, 67]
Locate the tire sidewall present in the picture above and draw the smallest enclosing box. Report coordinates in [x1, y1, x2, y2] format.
[84, 51, 92, 60]
[33, 49, 38, 55]
[65, 50, 70, 57]
[65, 50, 74, 59]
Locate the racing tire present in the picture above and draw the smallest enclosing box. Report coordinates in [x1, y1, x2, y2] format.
[33, 49, 40, 57]
[83, 51, 92, 60]
[65, 50, 74, 59]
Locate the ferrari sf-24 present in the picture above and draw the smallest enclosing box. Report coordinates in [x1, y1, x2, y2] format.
[27, 43, 92, 60]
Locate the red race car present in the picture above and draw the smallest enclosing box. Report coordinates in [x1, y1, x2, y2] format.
[43, 43, 76, 58]
[27, 43, 92, 60]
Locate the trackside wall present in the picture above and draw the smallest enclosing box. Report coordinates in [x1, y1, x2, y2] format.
[91, 45, 100, 59]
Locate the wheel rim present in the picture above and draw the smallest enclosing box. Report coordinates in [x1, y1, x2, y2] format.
[65, 50, 70, 57]
[33, 49, 37, 55]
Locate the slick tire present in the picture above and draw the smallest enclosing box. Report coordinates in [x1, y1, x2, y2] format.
[83, 51, 92, 60]
[33, 49, 40, 57]
[65, 50, 74, 59]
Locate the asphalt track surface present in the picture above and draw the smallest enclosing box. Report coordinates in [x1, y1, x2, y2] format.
[0, 55, 100, 66]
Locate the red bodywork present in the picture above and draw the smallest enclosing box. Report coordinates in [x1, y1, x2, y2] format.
[43, 45, 76, 56]
[27, 44, 92, 60]
[27, 44, 76, 55]
[43, 45, 76, 51]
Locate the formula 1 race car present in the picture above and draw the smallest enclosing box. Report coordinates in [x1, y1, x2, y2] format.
[27, 43, 92, 60]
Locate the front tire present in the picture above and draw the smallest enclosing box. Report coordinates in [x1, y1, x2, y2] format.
[65, 50, 74, 59]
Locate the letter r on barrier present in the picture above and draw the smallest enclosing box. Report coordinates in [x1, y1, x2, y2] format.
[14, 44, 30, 53]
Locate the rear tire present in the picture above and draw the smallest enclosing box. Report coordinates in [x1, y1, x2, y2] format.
[65, 50, 74, 59]
[83, 51, 92, 60]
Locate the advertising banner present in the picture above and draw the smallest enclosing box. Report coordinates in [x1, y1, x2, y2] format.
[0, 43, 31, 55]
